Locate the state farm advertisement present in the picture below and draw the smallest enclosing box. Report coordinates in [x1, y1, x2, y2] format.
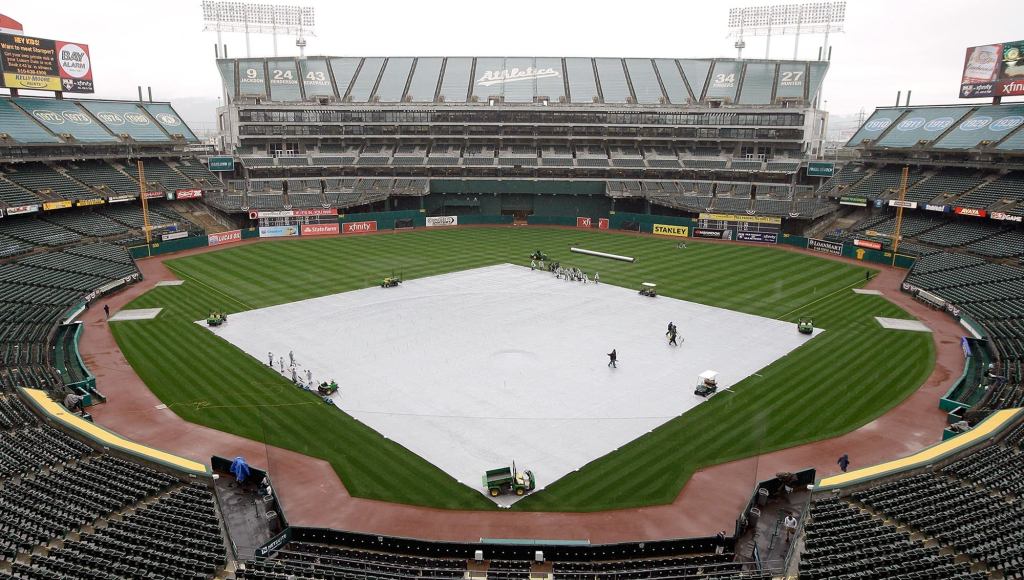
[300, 223, 339, 236]
[342, 220, 377, 234]
[207, 229, 242, 246]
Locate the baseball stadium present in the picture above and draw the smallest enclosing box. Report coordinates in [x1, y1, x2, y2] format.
[0, 2, 1023, 578]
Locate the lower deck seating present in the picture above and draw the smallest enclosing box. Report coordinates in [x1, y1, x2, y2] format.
[801, 419, 1024, 579]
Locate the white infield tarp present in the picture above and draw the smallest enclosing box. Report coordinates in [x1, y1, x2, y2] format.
[202, 264, 821, 504]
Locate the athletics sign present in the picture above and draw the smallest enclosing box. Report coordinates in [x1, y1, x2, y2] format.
[477, 66, 559, 87]
[652, 224, 688, 237]
[0, 33, 93, 92]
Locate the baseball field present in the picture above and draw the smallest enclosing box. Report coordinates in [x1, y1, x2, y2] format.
[110, 227, 933, 511]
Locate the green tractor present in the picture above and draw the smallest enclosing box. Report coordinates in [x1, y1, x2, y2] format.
[798, 317, 814, 335]
[483, 464, 536, 497]
[206, 312, 227, 327]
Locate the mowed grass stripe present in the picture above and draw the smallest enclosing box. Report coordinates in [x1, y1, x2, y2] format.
[112, 228, 931, 511]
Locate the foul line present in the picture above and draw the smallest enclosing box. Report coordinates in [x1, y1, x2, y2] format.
[166, 266, 254, 311]
[776, 278, 871, 321]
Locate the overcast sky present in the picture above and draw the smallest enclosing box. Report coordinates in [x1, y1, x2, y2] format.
[4, 0, 1021, 124]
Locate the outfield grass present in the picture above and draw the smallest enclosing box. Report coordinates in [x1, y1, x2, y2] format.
[111, 227, 933, 511]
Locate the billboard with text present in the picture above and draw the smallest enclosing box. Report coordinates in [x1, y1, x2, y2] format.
[342, 221, 377, 234]
[208, 230, 242, 246]
[300, 223, 339, 236]
[961, 40, 1024, 98]
[0, 33, 93, 92]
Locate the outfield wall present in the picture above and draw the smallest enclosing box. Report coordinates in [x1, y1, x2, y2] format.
[128, 212, 916, 273]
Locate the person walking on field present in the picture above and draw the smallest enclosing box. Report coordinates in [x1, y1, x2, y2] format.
[837, 453, 851, 473]
[278, 357, 285, 373]
[594, 272, 600, 284]
[607, 349, 617, 368]
[288, 350, 295, 366]
[103, 304, 110, 319]
[268, 351, 274, 367]
[669, 328, 678, 346]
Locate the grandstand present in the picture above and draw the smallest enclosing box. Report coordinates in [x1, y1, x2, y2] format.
[5, 8, 1024, 579]
[800, 417, 1024, 580]
[215, 56, 833, 218]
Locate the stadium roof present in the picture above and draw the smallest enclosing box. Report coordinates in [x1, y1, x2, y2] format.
[846, 103, 1024, 153]
[0, 97, 197, 146]
[219, 56, 828, 106]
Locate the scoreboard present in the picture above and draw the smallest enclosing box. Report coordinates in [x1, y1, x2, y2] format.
[249, 208, 339, 237]
[695, 213, 781, 243]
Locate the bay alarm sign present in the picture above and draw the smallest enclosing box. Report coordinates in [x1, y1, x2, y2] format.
[477, 66, 560, 87]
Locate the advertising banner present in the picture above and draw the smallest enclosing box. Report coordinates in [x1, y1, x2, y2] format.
[807, 161, 835, 177]
[808, 238, 843, 256]
[76, 198, 104, 207]
[207, 156, 235, 171]
[925, 203, 949, 212]
[576, 217, 593, 228]
[300, 223, 339, 236]
[207, 229, 242, 246]
[0, 33, 93, 92]
[249, 208, 337, 219]
[6, 204, 38, 215]
[960, 41, 1024, 98]
[143, 190, 164, 200]
[426, 215, 458, 227]
[698, 213, 782, 225]
[692, 228, 727, 239]
[0, 208, 4, 218]
[107, 195, 135, 203]
[839, 196, 868, 207]
[991, 211, 1023, 222]
[175, 189, 203, 200]
[342, 221, 377, 234]
[259, 225, 299, 238]
[736, 231, 778, 244]
[161, 231, 188, 242]
[888, 200, 918, 209]
[293, 208, 337, 217]
[598, 218, 609, 230]
[652, 223, 689, 237]
[43, 200, 72, 211]
[854, 238, 883, 250]
[954, 207, 987, 218]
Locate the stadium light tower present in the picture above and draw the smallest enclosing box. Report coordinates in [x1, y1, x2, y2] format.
[201, 1, 316, 57]
[728, 1, 845, 60]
